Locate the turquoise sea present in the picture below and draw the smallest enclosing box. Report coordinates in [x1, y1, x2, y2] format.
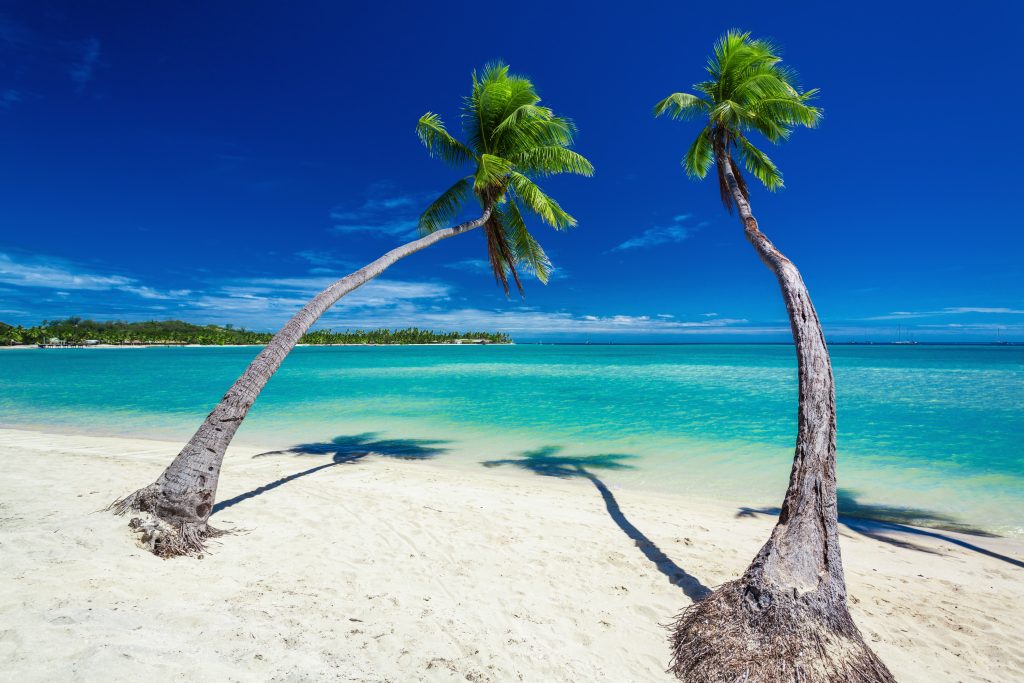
[1, 344, 1022, 536]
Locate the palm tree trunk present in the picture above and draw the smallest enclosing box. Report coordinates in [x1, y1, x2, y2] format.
[667, 153, 894, 681]
[111, 208, 491, 558]
[720, 153, 844, 597]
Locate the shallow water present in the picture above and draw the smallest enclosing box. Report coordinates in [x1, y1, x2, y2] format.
[1, 344, 1021, 535]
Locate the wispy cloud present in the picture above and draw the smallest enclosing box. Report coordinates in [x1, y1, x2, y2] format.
[223, 275, 449, 307]
[331, 218, 419, 237]
[613, 214, 693, 251]
[945, 307, 1024, 314]
[445, 259, 491, 274]
[918, 322, 1024, 330]
[8, 247, 1017, 340]
[445, 258, 568, 282]
[330, 185, 428, 238]
[123, 285, 192, 300]
[0, 252, 133, 290]
[867, 306, 1024, 320]
[0, 88, 22, 109]
[0, 251, 452, 323]
[0, 252, 189, 304]
[295, 249, 354, 270]
[69, 36, 101, 93]
[361, 196, 418, 211]
[0, 250, 765, 335]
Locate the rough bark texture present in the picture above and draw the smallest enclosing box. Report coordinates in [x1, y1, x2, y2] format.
[667, 151, 895, 682]
[110, 209, 491, 557]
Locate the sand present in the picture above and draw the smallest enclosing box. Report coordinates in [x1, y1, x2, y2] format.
[0, 428, 1021, 682]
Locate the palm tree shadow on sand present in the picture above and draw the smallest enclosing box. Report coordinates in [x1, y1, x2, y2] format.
[483, 446, 712, 602]
[738, 488, 1023, 569]
[212, 432, 448, 515]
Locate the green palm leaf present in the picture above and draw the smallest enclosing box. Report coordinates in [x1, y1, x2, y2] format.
[683, 127, 714, 179]
[417, 61, 592, 293]
[474, 154, 514, 192]
[416, 113, 475, 166]
[509, 172, 574, 229]
[653, 92, 710, 121]
[655, 30, 821, 196]
[419, 177, 473, 234]
[735, 135, 783, 190]
[501, 199, 552, 283]
[511, 146, 594, 177]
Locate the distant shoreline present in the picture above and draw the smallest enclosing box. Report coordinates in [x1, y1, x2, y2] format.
[2, 341, 1018, 350]
[0, 342, 515, 350]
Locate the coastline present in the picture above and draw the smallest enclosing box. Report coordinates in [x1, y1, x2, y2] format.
[0, 342, 515, 350]
[1, 427, 1021, 681]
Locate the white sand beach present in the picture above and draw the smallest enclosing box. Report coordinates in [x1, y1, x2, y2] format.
[0, 428, 1021, 682]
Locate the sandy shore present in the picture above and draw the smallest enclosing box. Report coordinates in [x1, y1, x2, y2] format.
[0, 428, 1021, 681]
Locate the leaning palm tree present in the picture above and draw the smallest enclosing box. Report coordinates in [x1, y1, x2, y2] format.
[111, 62, 592, 558]
[654, 31, 894, 682]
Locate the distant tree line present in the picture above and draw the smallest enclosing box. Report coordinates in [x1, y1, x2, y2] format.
[299, 327, 510, 345]
[0, 318, 511, 346]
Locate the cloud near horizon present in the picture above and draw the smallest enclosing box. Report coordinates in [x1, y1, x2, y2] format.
[3, 250, 1022, 340]
[0, 250, 766, 336]
[0, 252, 135, 290]
[867, 307, 1024, 320]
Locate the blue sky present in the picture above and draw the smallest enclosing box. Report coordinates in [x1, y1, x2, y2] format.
[1, 1, 1022, 341]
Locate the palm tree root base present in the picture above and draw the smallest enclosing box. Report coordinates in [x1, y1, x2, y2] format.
[108, 486, 227, 559]
[668, 578, 895, 682]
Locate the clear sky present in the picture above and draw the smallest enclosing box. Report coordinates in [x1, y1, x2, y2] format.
[1, 1, 1022, 341]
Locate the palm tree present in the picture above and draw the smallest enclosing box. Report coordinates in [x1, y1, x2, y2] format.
[654, 31, 894, 682]
[110, 62, 593, 558]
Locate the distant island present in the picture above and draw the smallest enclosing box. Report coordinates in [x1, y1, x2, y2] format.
[0, 318, 512, 347]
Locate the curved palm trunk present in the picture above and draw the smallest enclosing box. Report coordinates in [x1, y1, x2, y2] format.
[112, 209, 491, 557]
[667, 155, 893, 682]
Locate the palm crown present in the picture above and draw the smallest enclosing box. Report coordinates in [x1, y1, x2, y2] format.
[416, 62, 593, 294]
[654, 30, 821, 212]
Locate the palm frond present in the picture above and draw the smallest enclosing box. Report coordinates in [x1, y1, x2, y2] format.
[478, 80, 513, 149]
[493, 115, 575, 154]
[495, 77, 542, 127]
[735, 136, 783, 190]
[419, 61, 592, 294]
[493, 103, 550, 133]
[509, 172, 574, 229]
[416, 113, 474, 166]
[683, 127, 714, 179]
[482, 213, 522, 296]
[418, 177, 473, 234]
[511, 146, 594, 177]
[501, 199, 552, 283]
[473, 154, 514, 192]
[653, 92, 710, 121]
[658, 30, 820, 193]
[749, 95, 822, 130]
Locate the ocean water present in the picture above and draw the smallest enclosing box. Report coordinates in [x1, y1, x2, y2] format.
[1, 344, 1021, 536]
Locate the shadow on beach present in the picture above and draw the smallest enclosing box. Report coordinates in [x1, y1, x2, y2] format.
[212, 432, 448, 515]
[737, 489, 1023, 569]
[483, 445, 712, 601]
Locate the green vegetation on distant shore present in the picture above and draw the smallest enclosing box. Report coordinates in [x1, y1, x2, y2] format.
[0, 318, 511, 346]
